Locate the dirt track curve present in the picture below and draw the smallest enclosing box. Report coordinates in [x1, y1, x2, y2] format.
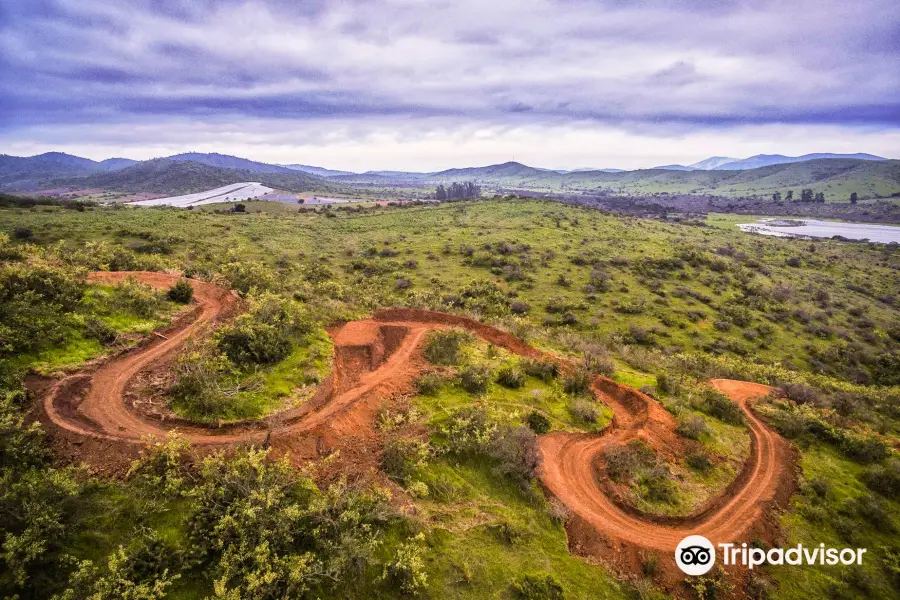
[40, 272, 796, 578]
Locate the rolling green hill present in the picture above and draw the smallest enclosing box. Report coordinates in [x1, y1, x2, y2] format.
[48, 159, 340, 195]
[421, 158, 900, 201]
[427, 161, 550, 180]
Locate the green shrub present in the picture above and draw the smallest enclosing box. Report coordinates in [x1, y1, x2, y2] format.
[604, 440, 656, 481]
[0, 261, 85, 356]
[687, 566, 733, 600]
[853, 494, 895, 532]
[583, 349, 615, 377]
[111, 276, 162, 318]
[126, 434, 192, 499]
[840, 433, 890, 464]
[780, 383, 820, 405]
[569, 399, 600, 423]
[454, 279, 510, 316]
[382, 534, 428, 597]
[545, 296, 583, 314]
[746, 572, 774, 600]
[0, 393, 86, 597]
[218, 317, 292, 365]
[686, 452, 713, 473]
[442, 407, 498, 455]
[526, 411, 551, 435]
[641, 552, 659, 577]
[54, 536, 179, 600]
[0, 390, 50, 470]
[83, 316, 117, 344]
[220, 258, 276, 294]
[522, 357, 559, 382]
[862, 459, 900, 497]
[459, 365, 492, 394]
[130, 239, 173, 255]
[61, 240, 158, 272]
[510, 300, 531, 315]
[807, 477, 831, 497]
[603, 440, 676, 503]
[489, 520, 524, 545]
[697, 388, 745, 425]
[423, 329, 472, 365]
[513, 572, 565, 600]
[444, 415, 541, 488]
[166, 279, 193, 303]
[169, 343, 232, 420]
[12, 226, 33, 241]
[189, 448, 392, 599]
[415, 372, 445, 395]
[637, 468, 678, 503]
[497, 366, 525, 388]
[879, 545, 900, 589]
[562, 368, 592, 396]
[676, 414, 709, 440]
[380, 438, 429, 484]
[216, 293, 309, 366]
[655, 372, 681, 395]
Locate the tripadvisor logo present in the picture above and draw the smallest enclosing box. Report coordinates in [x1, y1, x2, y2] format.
[676, 535, 716, 576]
[675, 535, 867, 575]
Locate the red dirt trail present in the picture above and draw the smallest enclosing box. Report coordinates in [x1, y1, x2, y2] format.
[38, 273, 796, 584]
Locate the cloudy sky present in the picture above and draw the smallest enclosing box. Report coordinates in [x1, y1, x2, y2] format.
[1, 0, 898, 171]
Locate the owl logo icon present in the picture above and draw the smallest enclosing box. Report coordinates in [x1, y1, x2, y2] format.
[675, 535, 716, 576]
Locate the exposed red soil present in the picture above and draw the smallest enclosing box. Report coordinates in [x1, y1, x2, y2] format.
[36, 273, 797, 591]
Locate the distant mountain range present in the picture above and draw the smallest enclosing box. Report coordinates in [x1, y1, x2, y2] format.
[0, 152, 139, 190]
[652, 153, 885, 171]
[0, 154, 334, 195]
[280, 164, 355, 177]
[0, 150, 896, 201]
[709, 153, 885, 170]
[687, 156, 738, 170]
[165, 152, 295, 174]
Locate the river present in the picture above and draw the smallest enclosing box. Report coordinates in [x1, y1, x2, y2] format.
[737, 218, 900, 244]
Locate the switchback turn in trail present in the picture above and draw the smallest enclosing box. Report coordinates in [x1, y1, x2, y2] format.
[39, 272, 796, 581]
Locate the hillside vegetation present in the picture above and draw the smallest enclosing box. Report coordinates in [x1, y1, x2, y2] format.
[425, 159, 900, 201]
[0, 198, 898, 599]
[51, 159, 340, 196]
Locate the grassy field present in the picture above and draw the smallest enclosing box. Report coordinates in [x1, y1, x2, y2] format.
[1, 197, 898, 599]
[7, 198, 896, 375]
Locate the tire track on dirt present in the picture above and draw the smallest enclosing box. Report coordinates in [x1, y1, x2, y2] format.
[39, 274, 796, 580]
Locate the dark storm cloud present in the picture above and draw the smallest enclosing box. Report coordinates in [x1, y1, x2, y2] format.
[0, 0, 898, 137]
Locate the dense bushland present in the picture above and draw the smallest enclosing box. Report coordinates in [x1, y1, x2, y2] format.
[1, 198, 898, 599]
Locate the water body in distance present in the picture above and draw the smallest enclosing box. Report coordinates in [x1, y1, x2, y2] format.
[737, 218, 900, 244]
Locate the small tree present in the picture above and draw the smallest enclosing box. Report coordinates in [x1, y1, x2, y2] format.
[772, 191, 781, 202]
[167, 279, 194, 303]
[785, 190, 794, 201]
[800, 188, 814, 202]
[525, 411, 551, 434]
[12, 226, 33, 241]
[814, 192, 825, 203]
[850, 192, 858, 204]
[513, 573, 565, 600]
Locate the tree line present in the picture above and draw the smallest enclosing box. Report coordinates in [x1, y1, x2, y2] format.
[771, 189, 859, 204]
[433, 181, 481, 201]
